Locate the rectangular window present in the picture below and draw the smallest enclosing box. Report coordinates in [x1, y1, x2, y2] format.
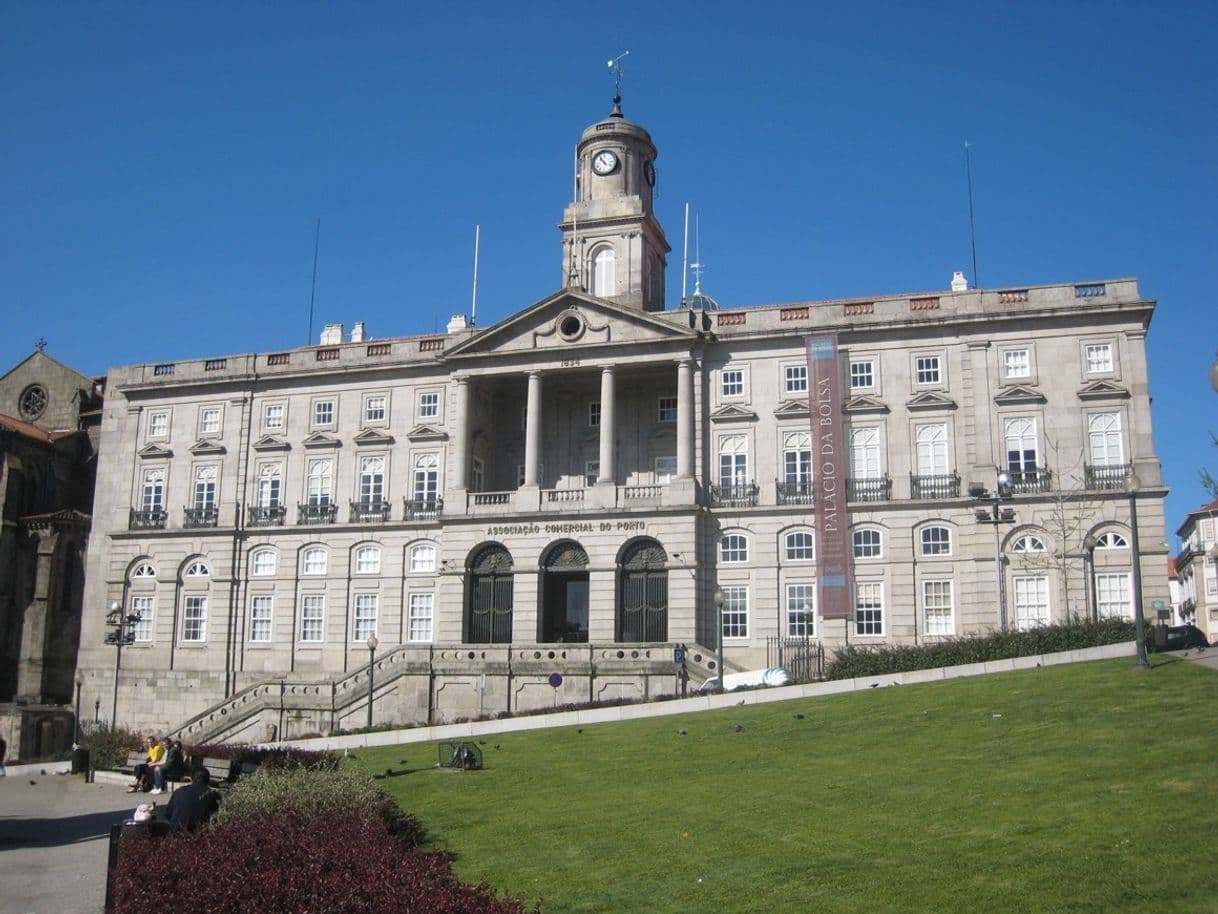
[923, 580, 954, 636]
[300, 594, 324, 643]
[193, 465, 218, 510]
[250, 595, 273, 642]
[785, 583, 815, 638]
[131, 595, 154, 642]
[721, 585, 748, 639]
[256, 463, 282, 508]
[354, 593, 378, 641]
[1088, 413, 1123, 466]
[359, 455, 386, 504]
[408, 593, 434, 642]
[306, 458, 333, 506]
[364, 395, 387, 424]
[854, 582, 883, 636]
[1085, 342, 1113, 374]
[1004, 417, 1039, 474]
[1013, 575, 1050, 629]
[1095, 573, 1132, 620]
[183, 596, 207, 642]
[199, 407, 221, 436]
[263, 403, 285, 431]
[584, 460, 599, 486]
[141, 468, 166, 512]
[655, 456, 677, 484]
[148, 410, 169, 438]
[915, 355, 941, 386]
[721, 368, 744, 398]
[718, 434, 748, 487]
[849, 359, 875, 390]
[849, 427, 881, 479]
[417, 391, 440, 420]
[784, 364, 808, 395]
[471, 457, 485, 492]
[313, 399, 335, 427]
[657, 396, 678, 423]
[588, 401, 601, 427]
[1003, 349, 1030, 379]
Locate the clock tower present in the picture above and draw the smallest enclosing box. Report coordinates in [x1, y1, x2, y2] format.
[560, 97, 670, 312]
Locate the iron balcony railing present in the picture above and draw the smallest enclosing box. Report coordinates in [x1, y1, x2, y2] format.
[1007, 467, 1052, 494]
[129, 508, 168, 530]
[710, 483, 759, 508]
[247, 505, 286, 527]
[297, 502, 338, 525]
[1084, 462, 1131, 491]
[847, 476, 892, 502]
[349, 500, 392, 523]
[183, 506, 219, 528]
[776, 480, 813, 505]
[910, 473, 960, 500]
[404, 497, 444, 521]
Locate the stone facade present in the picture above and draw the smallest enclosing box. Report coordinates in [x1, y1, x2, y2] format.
[74, 103, 1169, 742]
[1173, 500, 1218, 640]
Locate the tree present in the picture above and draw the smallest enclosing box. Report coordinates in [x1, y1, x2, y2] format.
[1199, 432, 1218, 499]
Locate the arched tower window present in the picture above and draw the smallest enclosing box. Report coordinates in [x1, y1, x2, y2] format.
[617, 539, 668, 642]
[466, 544, 514, 643]
[592, 247, 616, 297]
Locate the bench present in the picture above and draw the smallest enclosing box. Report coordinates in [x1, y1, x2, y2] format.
[118, 750, 188, 792]
[195, 757, 259, 790]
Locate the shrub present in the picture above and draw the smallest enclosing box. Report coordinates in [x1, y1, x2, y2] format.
[823, 617, 1137, 681]
[212, 766, 426, 846]
[78, 725, 143, 770]
[185, 742, 340, 771]
[110, 813, 537, 914]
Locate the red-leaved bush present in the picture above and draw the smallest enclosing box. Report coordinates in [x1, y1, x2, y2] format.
[111, 814, 537, 914]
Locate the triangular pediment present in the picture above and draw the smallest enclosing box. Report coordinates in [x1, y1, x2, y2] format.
[189, 438, 227, 456]
[407, 424, 449, 442]
[302, 432, 340, 449]
[137, 443, 172, 459]
[252, 434, 290, 452]
[905, 391, 958, 411]
[774, 400, 810, 419]
[993, 384, 1047, 406]
[710, 403, 759, 423]
[843, 395, 890, 415]
[444, 289, 700, 360]
[353, 429, 395, 446]
[1077, 380, 1131, 401]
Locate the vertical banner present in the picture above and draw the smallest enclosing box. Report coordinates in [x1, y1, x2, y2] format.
[807, 335, 853, 619]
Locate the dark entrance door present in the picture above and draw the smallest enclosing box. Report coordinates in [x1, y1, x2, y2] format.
[540, 542, 590, 643]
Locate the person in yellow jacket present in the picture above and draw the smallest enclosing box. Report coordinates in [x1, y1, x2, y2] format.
[128, 735, 165, 792]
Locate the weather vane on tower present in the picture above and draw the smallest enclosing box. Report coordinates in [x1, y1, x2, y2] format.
[607, 51, 629, 114]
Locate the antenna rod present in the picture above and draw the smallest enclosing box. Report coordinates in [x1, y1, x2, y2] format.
[470, 224, 480, 326]
[964, 141, 980, 290]
[306, 217, 321, 345]
[682, 203, 690, 303]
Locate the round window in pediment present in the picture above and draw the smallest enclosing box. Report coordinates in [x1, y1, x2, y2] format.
[557, 311, 585, 342]
[19, 384, 48, 421]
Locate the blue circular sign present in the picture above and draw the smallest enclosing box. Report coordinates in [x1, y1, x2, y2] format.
[548, 672, 563, 688]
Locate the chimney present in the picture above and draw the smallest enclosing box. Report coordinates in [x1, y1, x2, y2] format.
[446, 314, 468, 333]
[350, 321, 367, 343]
[320, 323, 343, 345]
[951, 271, 968, 292]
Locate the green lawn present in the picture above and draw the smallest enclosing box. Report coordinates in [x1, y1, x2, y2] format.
[354, 656, 1218, 913]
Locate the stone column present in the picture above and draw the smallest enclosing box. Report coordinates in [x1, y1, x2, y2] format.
[524, 371, 542, 487]
[16, 530, 59, 702]
[677, 359, 694, 478]
[597, 367, 616, 483]
[452, 376, 471, 490]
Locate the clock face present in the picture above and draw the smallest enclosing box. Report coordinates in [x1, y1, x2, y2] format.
[643, 160, 656, 187]
[592, 150, 619, 175]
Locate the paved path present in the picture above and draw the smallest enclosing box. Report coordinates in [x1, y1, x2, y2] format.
[0, 769, 141, 914]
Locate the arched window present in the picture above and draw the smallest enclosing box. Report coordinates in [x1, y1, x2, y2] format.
[720, 533, 749, 563]
[251, 548, 276, 576]
[466, 544, 513, 643]
[132, 562, 156, 578]
[302, 547, 327, 576]
[920, 525, 952, 556]
[784, 531, 815, 561]
[618, 539, 668, 642]
[592, 247, 616, 297]
[413, 455, 439, 504]
[1097, 531, 1128, 549]
[184, 560, 210, 578]
[410, 543, 437, 573]
[853, 528, 882, 559]
[355, 545, 381, 574]
[540, 542, 590, 643]
[1012, 535, 1046, 553]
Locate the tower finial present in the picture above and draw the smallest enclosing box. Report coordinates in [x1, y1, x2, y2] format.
[607, 51, 629, 116]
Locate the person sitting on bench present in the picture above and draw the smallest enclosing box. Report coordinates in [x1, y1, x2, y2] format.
[128, 736, 164, 793]
[151, 738, 186, 794]
[166, 769, 221, 832]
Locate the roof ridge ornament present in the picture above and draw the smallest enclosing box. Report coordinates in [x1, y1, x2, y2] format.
[607, 51, 629, 117]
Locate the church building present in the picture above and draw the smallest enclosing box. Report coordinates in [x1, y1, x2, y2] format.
[75, 96, 1168, 743]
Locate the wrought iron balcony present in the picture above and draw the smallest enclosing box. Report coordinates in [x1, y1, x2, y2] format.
[1007, 467, 1052, 494]
[709, 483, 759, 508]
[847, 476, 892, 502]
[404, 497, 444, 521]
[776, 480, 813, 505]
[350, 500, 392, 523]
[183, 506, 219, 528]
[910, 473, 960, 500]
[297, 502, 338, 525]
[128, 508, 167, 530]
[247, 505, 286, 527]
[1084, 462, 1131, 491]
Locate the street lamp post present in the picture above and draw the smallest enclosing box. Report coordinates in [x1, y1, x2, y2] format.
[103, 600, 141, 727]
[1125, 472, 1150, 669]
[971, 472, 1017, 630]
[366, 633, 379, 729]
[713, 588, 726, 693]
[1083, 534, 1099, 622]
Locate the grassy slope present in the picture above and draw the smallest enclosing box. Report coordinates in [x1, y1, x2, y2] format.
[356, 656, 1218, 913]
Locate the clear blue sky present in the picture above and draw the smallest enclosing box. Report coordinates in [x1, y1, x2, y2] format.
[3, 1, 1215, 534]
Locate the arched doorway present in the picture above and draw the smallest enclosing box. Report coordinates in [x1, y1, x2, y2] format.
[617, 539, 668, 642]
[466, 544, 514, 643]
[540, 542, 589, 643]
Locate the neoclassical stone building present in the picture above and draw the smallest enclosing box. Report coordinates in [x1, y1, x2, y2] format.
[76, 99, 1169, 742]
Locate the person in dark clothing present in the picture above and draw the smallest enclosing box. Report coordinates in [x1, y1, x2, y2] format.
[152, 739, 186, 793]
[165, 768, 220, 832]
